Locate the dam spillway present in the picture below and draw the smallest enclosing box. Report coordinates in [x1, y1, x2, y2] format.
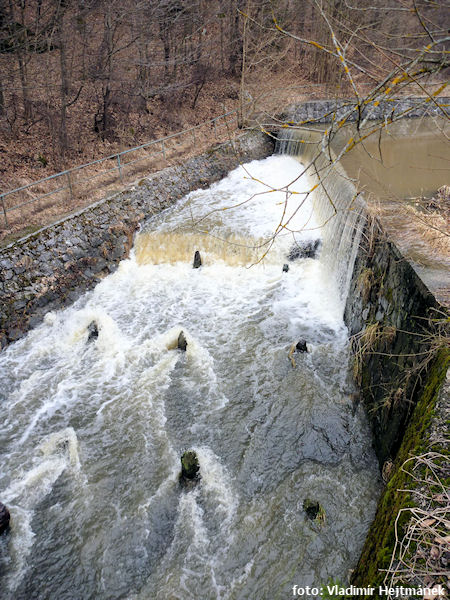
[0, 155, 381, 599]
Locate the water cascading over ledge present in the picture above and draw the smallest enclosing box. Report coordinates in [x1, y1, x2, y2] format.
[275, 125, 442, 464]
[275, 128, 366, 311]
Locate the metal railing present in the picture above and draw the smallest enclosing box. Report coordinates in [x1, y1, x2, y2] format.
[1, 109, 239, 229]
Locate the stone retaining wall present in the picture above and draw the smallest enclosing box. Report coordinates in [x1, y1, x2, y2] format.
[344, 216, 441, 464]
[0, 131, 274, 349]
[345, 215, 448, 593]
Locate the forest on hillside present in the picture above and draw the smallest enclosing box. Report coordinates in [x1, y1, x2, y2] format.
[0, 0, 448, 185]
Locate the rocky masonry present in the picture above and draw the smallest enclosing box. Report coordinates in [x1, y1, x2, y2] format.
[280, 96, 450, 124]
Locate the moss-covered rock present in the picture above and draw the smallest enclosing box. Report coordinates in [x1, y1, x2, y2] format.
[180, 450, 200, 485]
[303, 498, 326, 527]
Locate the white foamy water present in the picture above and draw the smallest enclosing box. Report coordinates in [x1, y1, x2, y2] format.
[0, 155, 380, 600]
[1, 427, 81, 590]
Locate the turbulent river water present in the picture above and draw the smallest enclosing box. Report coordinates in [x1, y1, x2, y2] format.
[0, 155, 380, 600]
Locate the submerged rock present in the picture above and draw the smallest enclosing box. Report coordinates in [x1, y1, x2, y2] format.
[295, 339, 308, 353]
[193, 250, 202, 269]
[177, 331, 188, 352]
[288, 239, 321, 261]
[180, 450, 200, 487]
[303, 498, 325, 525]
[282, 263, 289, 272]
[303, 498, 320, 520]
[56, 438, 69, 453]
[87, 321, 99, 342]
[0, 503, 10, 535]
[288, 339, 309, 367]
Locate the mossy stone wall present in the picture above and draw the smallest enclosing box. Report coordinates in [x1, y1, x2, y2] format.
[344, 215, 441, 465]
[351, 349, 449, 592]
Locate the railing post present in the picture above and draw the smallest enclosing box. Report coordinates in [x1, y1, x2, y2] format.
[161, 140, 166, 159]
[1, 194, 8, 228]
[66, 172, 74, 201]
[117, 154, 124, 183]
[213, 118, 217, 138]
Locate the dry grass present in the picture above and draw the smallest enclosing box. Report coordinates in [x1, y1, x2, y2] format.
[352, 322, 397, 386]
[384, 451, 450, 597]
[402, 204, 450, 256]
[357, 267, 375, 303]
[0, 114, 240, 245]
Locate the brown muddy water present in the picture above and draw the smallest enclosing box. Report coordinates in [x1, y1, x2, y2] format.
[338, 117, 450, 297]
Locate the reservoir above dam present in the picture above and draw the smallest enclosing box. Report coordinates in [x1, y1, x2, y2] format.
[335, 117, 449, 303]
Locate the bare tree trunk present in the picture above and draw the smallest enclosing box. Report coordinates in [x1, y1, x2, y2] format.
[56, 5, 69, 155]
[0, 80, 4, 116]
[11, 0, 33, 121]
[228, 0, 243, 75]
[17, 53, 33, 120]
[94, 4, 115, 140]
[218, 3, 225, 71]
[238, 2, 248, 127]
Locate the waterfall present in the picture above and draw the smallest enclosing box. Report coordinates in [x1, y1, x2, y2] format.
[276, 127, 367, 309]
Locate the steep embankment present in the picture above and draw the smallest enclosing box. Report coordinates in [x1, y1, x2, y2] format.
[0, 131, 273, 348]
